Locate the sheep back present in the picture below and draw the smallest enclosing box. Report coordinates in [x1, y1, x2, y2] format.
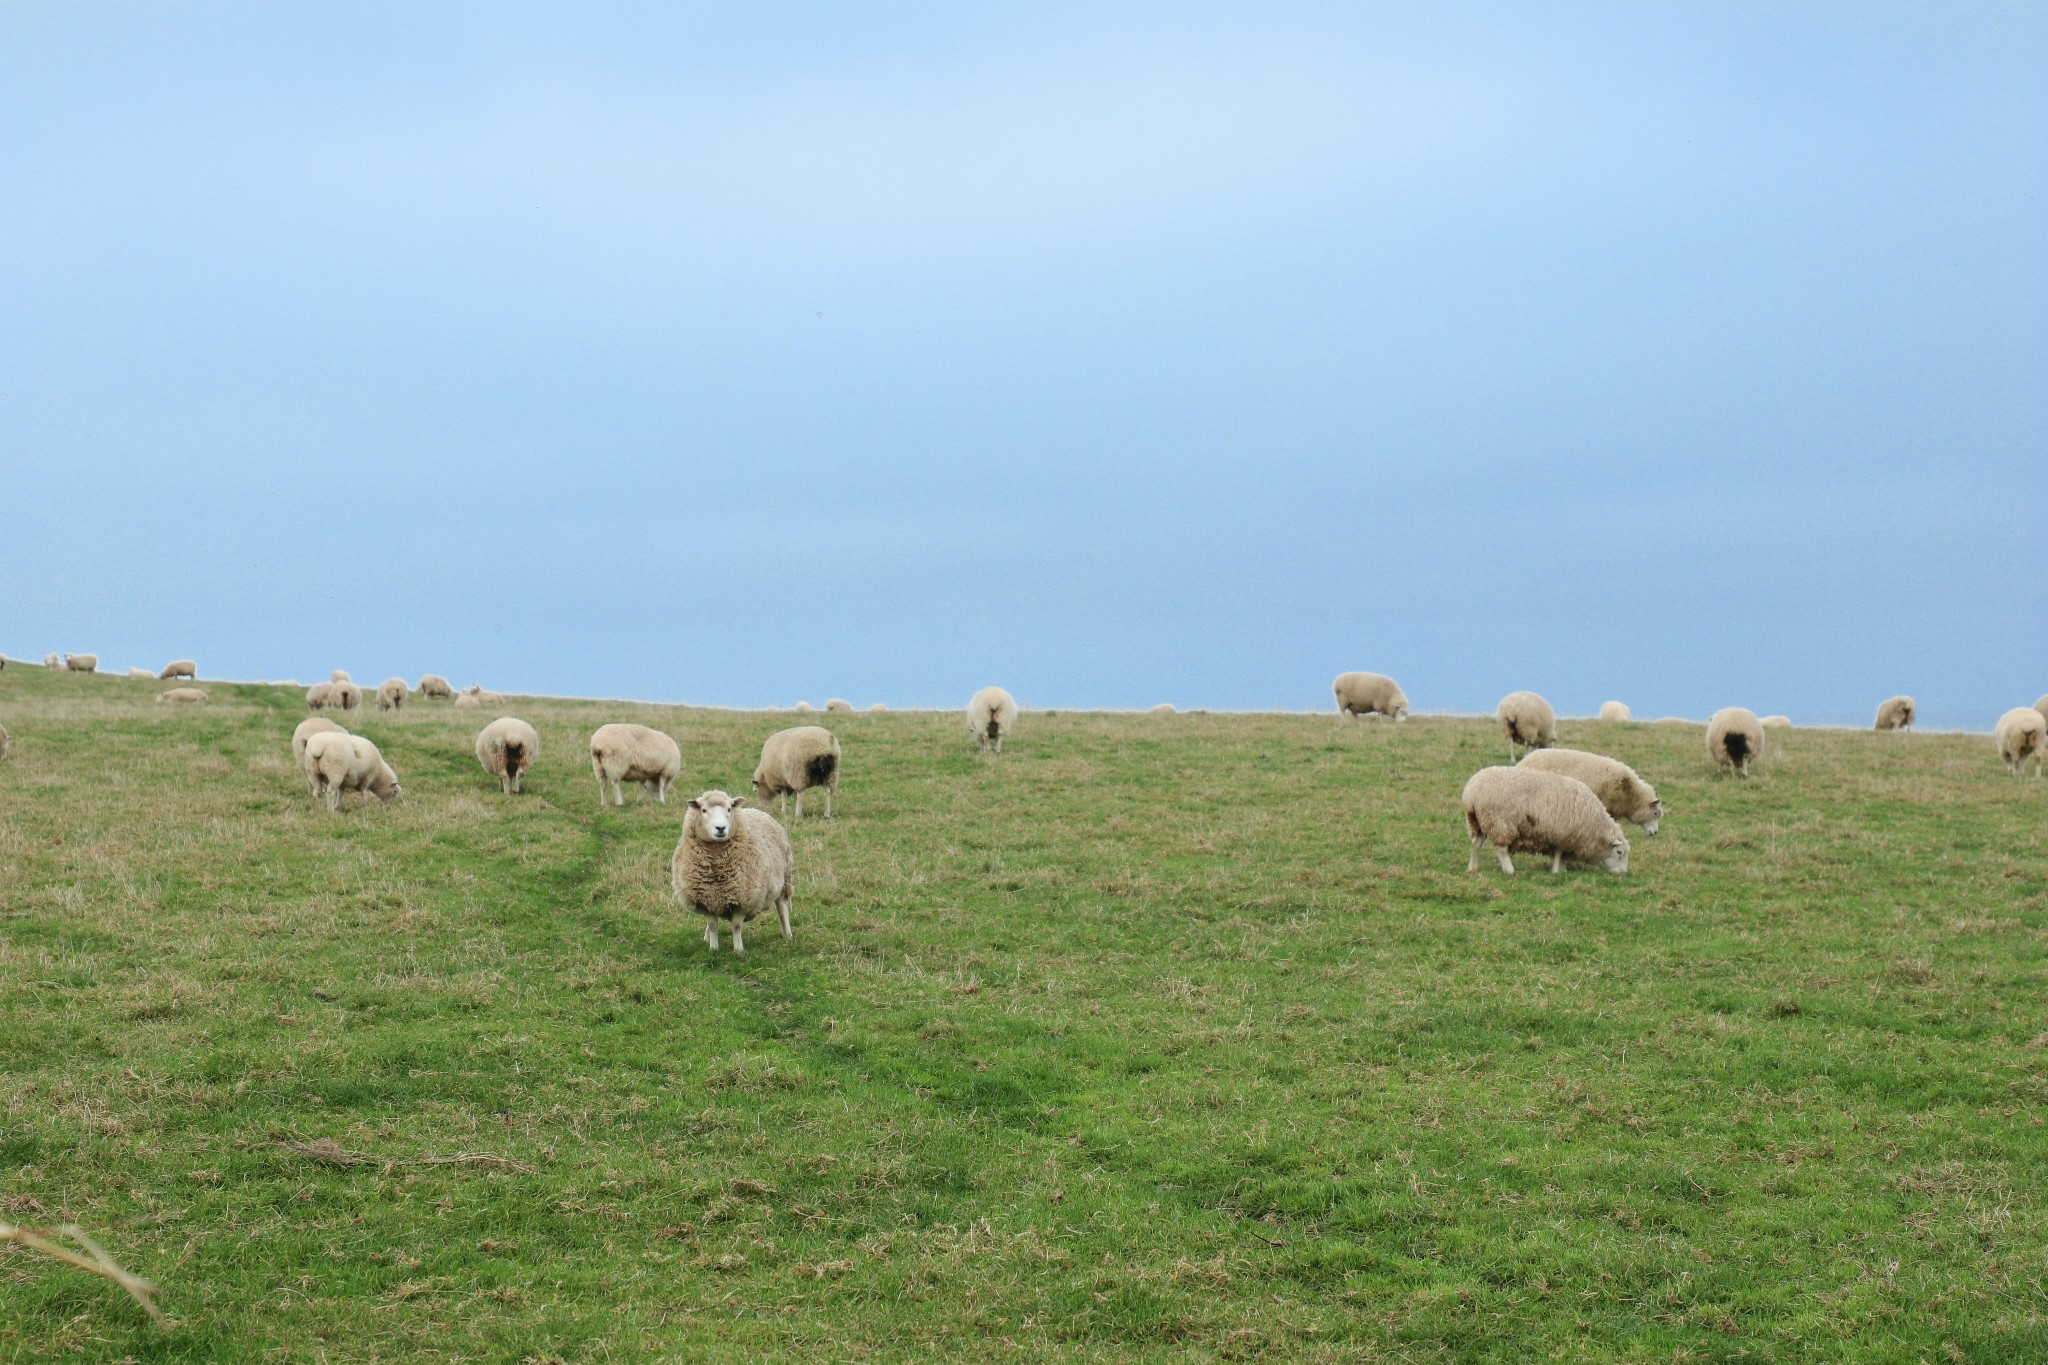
[752, 725, 841, 801]
[1996, 707, 2047, 771]
[1496, 691, 1557, 750]
[156, 687, 208, 704]
[1598, 700, 1631, 722]
[1518, 748, 1661, 830]
[65, 654, 98, 672]
[377, 678, 408, 711]
[160, 660, 197, 680]
[1706, 707, 1765, 775]
[591, 723, 683, 786]
[1333, 671, 1408, 719]
[418, 675, 454, 698]
[968, 687, 1018, 742]
[476, 717, 540, 792]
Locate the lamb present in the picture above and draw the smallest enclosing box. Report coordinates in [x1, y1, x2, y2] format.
[968, 686, 1018, 754]
[306, 682, 337, 710]
[462, 684, 504, 703]
[1760, 715, 1792, 729]
[1333, 672, 1408, 721]
[377, 678, 408, 712]
[1598, 701, 1631, 722]
[589, 723, 682, 806]
[1706, 707, 1765, 778]
[1496, 691, 1556, 759]
[304, 731, 401, 812]
[751, 725, 842, 819]
[670, 789, 794, 955]
[825, 698, 854, 714]
[332, 680, 363, 712]
[160, 660, 197, 680]
[1518, 748, 1662, 834]
[1874, 696, 1916, 731]
[418, 675, 454, 698]
[1996, 707, 2046, 776]
[64, 653, 98, 673]
[453, 692, 482, 710]
[1462, 765, 1629, 875]
[155, 688, 207, 704]
[293, 717, 347, 794]
[475, 717, 540, 794]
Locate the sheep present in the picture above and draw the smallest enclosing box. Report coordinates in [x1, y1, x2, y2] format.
[44, 653, 60, 669]
[968, 686, 1018, 754]
[794, 701, 815, 714]
[306, 682, 337, 710]
[1874, 696, 1916, 731]
[475, 717, 540, 794]
[1462, 765, 1629, 875]
[377, 678, 408, 712]
[127, 667, 153, 679]
[1150, 703, 1176, 715]
[869, 703, 888, 714]
[293, 717, 347, 794]
[330, 669, 351, 684]
[670, 789, 794, 955]
[1706, 707, 1765, 778]
[332, 680, 363, 713]
[0, 654, 6, 670]
[160, 660, 197, 680]
[2034, 693, 2048, 727]
[825, 698, 854, 714]
[155, 688, 208, 704]
[1996, 707, 2047, 776]
[453, 691, 482, 710]
[462, 684, 505, 703]
[64, 653, 98, 673]
[304, 731, 401, 812]
[1333, 672, 1408, 721]
[1760, 715, 1792, 729]
[589, 723, 682, 806]
[752, 725, 842, 819]
[1496, 691, 1556, 759]
[418, 675, 454, 698]
[1598, 701, 1631, 722]
[1518, 748, 1662, 834]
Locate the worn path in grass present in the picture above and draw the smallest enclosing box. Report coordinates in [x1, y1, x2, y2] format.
[3, 667, 2046, 1361]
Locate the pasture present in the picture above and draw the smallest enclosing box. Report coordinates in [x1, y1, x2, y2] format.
[3, 668, 2045, 1361]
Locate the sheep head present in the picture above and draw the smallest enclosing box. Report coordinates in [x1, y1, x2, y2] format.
[687, 790, 748, 842]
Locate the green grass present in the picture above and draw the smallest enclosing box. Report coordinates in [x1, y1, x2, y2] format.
[3, 667, 2046, 1362]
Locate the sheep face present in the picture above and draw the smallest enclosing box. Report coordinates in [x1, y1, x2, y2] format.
[1642, 799, 1662, 837]
[689, 792, 748, 842]
[1602, 837, 1630, 874]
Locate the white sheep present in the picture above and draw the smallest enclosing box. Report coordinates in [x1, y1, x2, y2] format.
[64, 653, 98, 673]
[377, 678, 408, 712]
[1706, 707, 1765, 778]
[330, 669, 351, 684]
[589, 723, 682, 806]
[2036, 694, 2048, 727]
[1496, 691, 1556, 759]
[1874, 696, 1915, 731]
[1518, 748, 1662, 834]
[752, 725, 842, 819]
[825, 698, 854, 714]
[1333, 672, 1408, 721]
[968, 686, 1018, 754]
[1150, 703, 1176, 715]
[332, 680, 363, 712]
[453, 692, 482, 710]
[1996, 707, 2046, 776]
[793, 701, 814, 714]
[293, 717, 347, 794]
[127, 667, 153, 679]
[1598, 701, 1631, 722]
[160, 660, 197, 680]
[44, 653, 60, 669]
[462, 684, 505, 703]
[417, 675, 453, 698]
[671, 789, 794, 955]
[304, 731, 400, 812]
[306, 682, 337, 710]
[869, 703, 888, 714]
[1462, 766, 1629, 875]
[155, 687, 208, 704]
[475, 717, 540, 794]
[1760, 715, 1792, 730]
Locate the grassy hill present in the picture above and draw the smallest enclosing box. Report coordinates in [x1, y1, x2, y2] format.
[3, 667, 2045, 1362]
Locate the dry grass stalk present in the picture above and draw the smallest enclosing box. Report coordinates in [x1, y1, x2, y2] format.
[0, 1222, 165, 1326]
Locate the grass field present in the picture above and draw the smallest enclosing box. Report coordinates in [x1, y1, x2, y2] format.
[3, 667, 2046, 1362]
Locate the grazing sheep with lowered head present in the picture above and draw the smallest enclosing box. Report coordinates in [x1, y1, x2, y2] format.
[1519, 748, 1661, 834]
[1598, 701, 1630, 722]
[377, 678, 408, 712]
[589, 723, 682, 806]
[869, 703, 888, 713]
[1874, 696, 1915, 731]
[752, 725, 841, 819]
[306, 682, 337, 710]
[418, 675, 454, 698]
[1463, 766, 1629, 875]
[475, 717, 540, 794]
[156, 688, 207, 704]
[1497, 691, 1556, 759]
[293, 717, 347, 794]
[825, 698, 853, 714]
[1706, 707, 1765, 778]
[968, 687, 1018, 754]
[160, 660, 196, 680]
[671, 789, 794, 955]
[65, 654, 98, 673]
[1996, 707, 2046, 776]
[127, 667, 153, 679]
[304, 731, 400, 812]
[332, 680, 363, 713]
[1760, 715, 1792, 729]
[1333, 672, 1408, 721]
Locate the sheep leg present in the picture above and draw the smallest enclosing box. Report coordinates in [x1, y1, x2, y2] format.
[793, 792, 804, 820]
[731, 920, 746, 955]
[704, 918, 719, 951]
[1467, 835, 1483, 872]
[614, 781, 627, 807]
[1550, 851, 1564, 874]
[1496, 847, 1515, 874]
[823, 788, 833, 819]
[778, 891, 793, 939]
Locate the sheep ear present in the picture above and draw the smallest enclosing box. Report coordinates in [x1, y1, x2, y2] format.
[686, 798, 702, 811]
[730, 796, 748, 808]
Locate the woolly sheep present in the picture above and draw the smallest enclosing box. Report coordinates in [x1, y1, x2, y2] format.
[475, 717, 540, 794]
[127, 667, 153, 678]
[306, 682, 337, 709]
[462, 684, 504, 703]
[418, 675, 454, 698]
[1996, 707, 2046, 776]
[44, 654, 60, 669]
[794, 701, 815, 714]
[671, 789, 794, 955]
[1496, 691, 1556, 759]
[377, 677, 408, 712]
[1150, 703, 1176, 715]
[330, 669, 351, 684]
[589, 723, 682, 806]
[293, 717, 347, 794]
[1333, 672, 1408, 721]
[752, 725, 842, 819]
[1462, 766, 1629, 875]
[1598, 701, 1631, 722]
[1760, 715, 1792, 729]
[1706, 707, 1765, 778]
[304, 731, 400, 812]
[160, 660, 197, 680]
[453, 692, 482, 710]
[332, 680, 363, 712]
[825, 698, 854, 714]
[968, 686, 1018, 754]
[155, 687, 207, 704]
[2034, 694, 2048, 727]
[1874, 696, 1915, 731]
[869, 703, 888, 714]
[1518, 748, 1662, 834]
[64, 653, 98, 673]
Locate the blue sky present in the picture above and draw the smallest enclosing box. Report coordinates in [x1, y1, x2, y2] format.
[4, 3, 2043, 724]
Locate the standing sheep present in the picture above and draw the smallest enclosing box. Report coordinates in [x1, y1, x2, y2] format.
[1760, 715, 1792, 729]
[293, 717, 347, 794]
[2033, 693, 2048, 728]
[1874, 696, 1916, 731]
[1462, 766, 1629, 874]
[377, 678, 408, 712]
[1706, 707, 1765, 778]
[1996, 707, 2047, 776]
[968, 687, 1018, 754]
[589, 723, 683, 806]
[304, 731, 401, 812]
[752, 725, 842, 819]
[1518, 748, 1662, 834]
[332, 680, 363, 713]
[160, 660, 197, 680]
[306, 682, 337, 710]
[1496, 691, 1557, 760]
[1598, 701, 1631, 722]
[1333, 672, 1408, 721]
[671, 789, 794, 955]
[418, 675, 454, 698]
[155, 688, 208, 704]
[825, 698, 854, 714]
[64, 653, 98, 673]
[475, 717, 540, 794]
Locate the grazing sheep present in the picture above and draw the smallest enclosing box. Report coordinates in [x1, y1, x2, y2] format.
[453, 692, 482, 710]
[2033, 693, 2048, 727]
[1760, 715, 1792, 729]
[304, 731, 401, 812]
[293, 717, 347, 794]
[671, 789, 794, 955]
[968, 686, 1018, 754]
[1874, 696, 1916, 731]
[306, 682, 337, 710]
[1518, 748, 1662, 834]
[752, 725, 842, 819]
[418, 675, 454, 698]
[155, 688, 207, 704]
[377, 678, 408, 712]
[127, 667, 153, 679]
[1496, 691, 1557, 759]
[44, 654, 60, 669]
[825, 698, 854, 714]
[794, 701, 815, 714]
[869, 703, 888, 714]
[1706, 707, 1765, 778]
[332, 681, 363, 712]
[330, 669, 351, 684]
[1996, 707, 2047, 776]
[1333, 672, 1408, 721]
[1462, 766, 1629, 875]
[589, 723, 683, 806]
[64, 653, 98, 673]
[1598, 701, 1631, 722]
[475, 717, 540, 795]
[1150, 703, 1176, 715]
[160, 660, 197, 680]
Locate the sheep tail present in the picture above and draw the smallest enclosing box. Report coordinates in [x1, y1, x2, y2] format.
[806, 752, 838, 787]
[504, 741, 524, 773]
[1724, 732, 1749, 763]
